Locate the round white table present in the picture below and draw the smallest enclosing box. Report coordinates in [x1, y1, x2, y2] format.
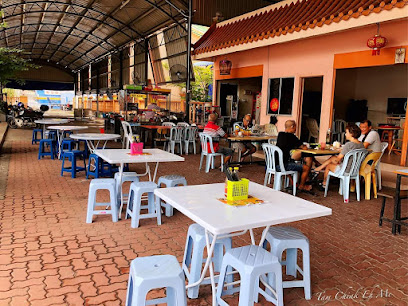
[47, 126, 88, 159]
[34, 119, 71, 136]
[70, 133, 121, 153]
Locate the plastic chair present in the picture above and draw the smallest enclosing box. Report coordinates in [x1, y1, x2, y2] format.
[262, 144, 298, 196]
[162, 122, 176, 127]
[32, 129, 43, 144]
[167, 127, 183, 154]
[199, 133, 224, 173]
[177, 122, 190, 127]
[332, 119, 346, 144]
[61, 150, 86, 178]
[126, 255, 187, 306]
[126, 182, 161, 228]
[157, 175, 187, 217]
[306, 118, 319, 142]
[60, 139, 76, 159]
[38, 139, 56, 160]
[182, 223, 232, 299]
[184, 126, 197, 155]
[262, 226, 311, 300]
[121, 121, 133, 149]
[268, 138, 276, 145]
[376, 142, 388, 190]
[86, 178, 118, 223]
[216, 245, 283, 306]
[324, 148, 368, 203]
[359, 152, 382, 200]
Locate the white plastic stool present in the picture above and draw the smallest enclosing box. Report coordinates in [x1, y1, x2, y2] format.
[126, 255, 187, 306]
[216, 245, 283, 306]
[182, 223, 232, 299]
[126, 182, 161, 228]
[114, 172, 140, 206]
[262, 226, 311, 300]
[157, 175, 187, 217]
[86, 178, 118, 223]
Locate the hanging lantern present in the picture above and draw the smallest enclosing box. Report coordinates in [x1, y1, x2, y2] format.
[270, 98, 279, 112]
[219, 59, 232, 75]
[367, 23, 387, 56]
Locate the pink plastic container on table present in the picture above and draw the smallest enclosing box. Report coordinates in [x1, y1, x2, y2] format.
[131, 142, 143, 154]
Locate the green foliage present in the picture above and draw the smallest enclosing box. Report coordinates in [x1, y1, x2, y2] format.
[176, 64, 213, 102]
[0, 48, 39, 88]
[0, 10, 6, 28]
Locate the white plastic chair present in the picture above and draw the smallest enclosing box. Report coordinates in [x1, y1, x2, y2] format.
[324, 148, 368, 203]
[177, 122, 190, 127]
[162, 122, 176, 127]
[333, 119, 346, 144]
[306, 118, 319, 142]
[184, 126, 197, 155]
[262, 144, 298, 196]
[166, 127, 183, 154]
[376, 142, 388, 190]
[199, 133, 224, 173]
[268, 138, 277, 145]
[121, 121, 133, 149]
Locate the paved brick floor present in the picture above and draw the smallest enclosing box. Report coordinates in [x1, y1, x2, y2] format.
[0, 129, 407, 305]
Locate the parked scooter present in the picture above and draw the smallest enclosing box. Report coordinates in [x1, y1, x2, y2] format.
[6, 102, 49, 129]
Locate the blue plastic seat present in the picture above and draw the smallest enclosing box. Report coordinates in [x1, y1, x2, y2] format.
[60, 139, 76, 159]
[38, 139, 56, 160]
[216, 245, 283, 306]
[126, 182, 161, 228]
[86, 178, 118, 223]
[262, 226, 311, 300]
[32, 129, 43, 144]
[157, 175, 187, 217]
[47, 130, 57, 141]
[126, 255, 187, 306]
[182, 223, 232, 299]
[61, 150, 86, 178]
[86, 153, 116, 178]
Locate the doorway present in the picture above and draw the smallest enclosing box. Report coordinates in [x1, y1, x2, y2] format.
[299, 76, 323, 142]
[219, 83, 238, 116]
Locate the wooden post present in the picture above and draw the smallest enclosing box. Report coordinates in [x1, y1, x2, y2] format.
[400, 104, 408, 166]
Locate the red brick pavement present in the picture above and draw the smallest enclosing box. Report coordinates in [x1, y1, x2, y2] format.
[0, 129, 407, 305]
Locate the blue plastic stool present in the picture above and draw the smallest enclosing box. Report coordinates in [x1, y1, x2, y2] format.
[38, 139, 56, 159]
[47, 130, 57, 140]
[63, 130, 73, 138]
[76, 139, 89, 158]
[126, 182, 161, 228]
[61, 150, 86, 178]
[262, 226, 311, 300]
[32, 129, 43, 144]
[86, 178, 118, 223]
[157, 175, 187, 217]
[114, 172, 140, 206]
[126, 255, 187, 306]
[60, 139, 76, 159]
[216, 245, 283, 306]
[87, 154, 103, 179]
[182, 223, 232, 299]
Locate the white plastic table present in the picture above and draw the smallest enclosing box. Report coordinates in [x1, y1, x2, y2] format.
[154, 182, 332, 304]
[35, 118, 71, 135]
[70, 133, 121, 153]
[94, 148, 184, 219]
[47, 126, 88, 159]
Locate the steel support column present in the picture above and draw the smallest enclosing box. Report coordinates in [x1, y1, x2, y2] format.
[185, 0, 192, 121]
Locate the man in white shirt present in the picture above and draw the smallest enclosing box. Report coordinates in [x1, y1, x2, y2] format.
[358, 120, 382, 152]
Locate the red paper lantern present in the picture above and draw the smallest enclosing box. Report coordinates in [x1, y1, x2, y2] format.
[270, 98, 279, 112]
[367, 24, 387, 56]
[219, 59, 232, 75]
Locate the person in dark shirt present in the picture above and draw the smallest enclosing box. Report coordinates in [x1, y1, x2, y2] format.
[276, 120, 313, 191]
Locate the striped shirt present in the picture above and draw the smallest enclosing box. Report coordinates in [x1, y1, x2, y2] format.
[203, 121, 226, 152]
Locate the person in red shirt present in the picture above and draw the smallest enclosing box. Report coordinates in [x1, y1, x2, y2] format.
[203, 113, 234, 165]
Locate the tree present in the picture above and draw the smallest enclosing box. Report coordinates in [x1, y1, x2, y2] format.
[175, 64, 213, 102]
[0, 48, 39, 95]
[0, 10, 6, 29]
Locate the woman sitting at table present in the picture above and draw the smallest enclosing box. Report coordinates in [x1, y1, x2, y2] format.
[313, 124, 364, 190]
[263, 116, 278, 136]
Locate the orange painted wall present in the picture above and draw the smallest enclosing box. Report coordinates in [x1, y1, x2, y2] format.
[213, 18, 408, 142]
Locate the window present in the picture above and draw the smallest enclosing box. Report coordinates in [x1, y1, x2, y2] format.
[267, 77, 295, 115]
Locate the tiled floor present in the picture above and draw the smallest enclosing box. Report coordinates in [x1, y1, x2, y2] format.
[0, 128, 407, 305]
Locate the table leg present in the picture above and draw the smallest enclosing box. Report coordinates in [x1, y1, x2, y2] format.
[118, 163, 124, 220]
[388, 131, 393, 153]
[204, 229, 217, 306]
[56, 130, 63, 159]
[151, 162, 159, 182]
[392, 174, 401, 234]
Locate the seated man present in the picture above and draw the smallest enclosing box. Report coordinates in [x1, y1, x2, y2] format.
[203, 113, 234, 165]
[359, 120, 382, 152]
[276, 120, 313, 191]
[235, 114, 257, 161]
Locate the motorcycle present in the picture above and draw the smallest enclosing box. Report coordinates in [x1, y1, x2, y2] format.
[6, 103, 49, 129]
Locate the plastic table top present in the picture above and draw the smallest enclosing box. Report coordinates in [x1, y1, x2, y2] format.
[70, 133, 121, 141]
[47, 125, 88, 131]
[154, 182, 332, 235]
[34, 119, 70, 125]
[94, 148, 185, 164]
